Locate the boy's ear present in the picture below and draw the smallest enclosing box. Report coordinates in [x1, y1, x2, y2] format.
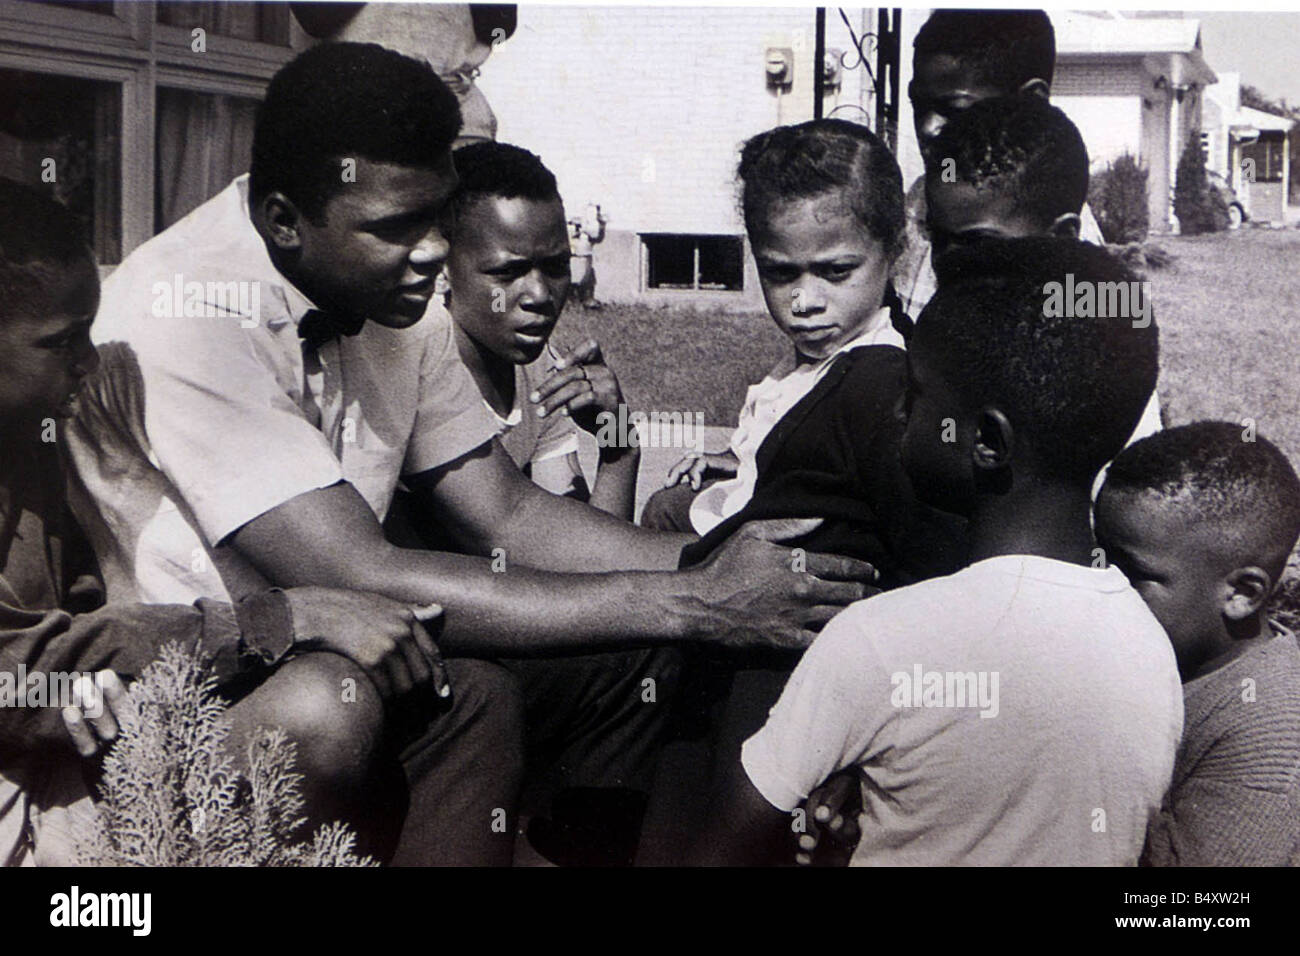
[258, 191, 307, 252]
[1222, 566, 1274, 621]
[1017, 78, 1051, 100]
[972, 407, 1014, 472]
[1048, 213, 1081, 240]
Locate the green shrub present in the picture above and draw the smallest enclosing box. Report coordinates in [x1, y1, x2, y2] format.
[1174, 134, 1229, 235]
[1089, 153, 1150, 244]
[76, 644, 374, 867]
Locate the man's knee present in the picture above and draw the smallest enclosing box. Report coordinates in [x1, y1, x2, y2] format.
[234, 652, 385, 787]
[441, 658, 525, 746]
[603, 646, 683, 706]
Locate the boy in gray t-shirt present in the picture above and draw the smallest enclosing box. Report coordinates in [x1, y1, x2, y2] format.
[1096, 422, 1300, 866]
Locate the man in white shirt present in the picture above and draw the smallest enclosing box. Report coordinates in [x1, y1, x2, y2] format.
[68, 42, 875, 865]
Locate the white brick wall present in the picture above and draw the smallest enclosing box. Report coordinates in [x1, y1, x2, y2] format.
[478, 6, 877, 237]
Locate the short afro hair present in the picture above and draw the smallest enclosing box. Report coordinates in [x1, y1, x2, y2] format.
[915, 10, 1056, 93]
[917, 237, 1158, 484]
[444, 141, 561, 238]
[1102, 422, 1300, 577]
[249, 42, 461, 220]
[0, 177, 93, 319]
[928, 94, 1089, 224]
[739, 118, 905, 257]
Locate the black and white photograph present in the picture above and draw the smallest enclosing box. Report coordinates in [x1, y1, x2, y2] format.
[0, 0, 1297, 929]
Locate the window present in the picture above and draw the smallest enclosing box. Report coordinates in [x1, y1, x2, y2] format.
[0, 67, 121, 263]
[643, 234, 744, 292]
[1241, 135, 1285, 184]
[155, 88, 259, 230]
[157, 1, 290, 45]
[0, 0, 295, 263]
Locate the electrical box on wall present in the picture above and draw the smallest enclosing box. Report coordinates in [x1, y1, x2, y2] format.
[823, 49, 843, 91]
[765, 47, 793, 90]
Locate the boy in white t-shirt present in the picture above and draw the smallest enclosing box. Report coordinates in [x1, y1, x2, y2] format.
[694, 237, 1183, 866]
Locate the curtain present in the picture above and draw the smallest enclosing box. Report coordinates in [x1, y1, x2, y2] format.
[156, 2, 288, 45]
[154, 88, 258, 231]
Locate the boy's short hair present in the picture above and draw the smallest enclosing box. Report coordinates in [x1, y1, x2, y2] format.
[249, 42, 461, 221]
[1103, 422, 1300, 576]
[929, 94, 1089, 224]
[919, 237, 1157, 484]
[915, 10, 1056, 92]
[0, 177, 92, 318]
[445, 141, 561, 237]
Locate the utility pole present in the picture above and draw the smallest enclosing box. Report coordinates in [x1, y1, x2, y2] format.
[813, 7, 826, 119]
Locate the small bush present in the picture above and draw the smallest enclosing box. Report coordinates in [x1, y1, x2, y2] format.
[1089, 153, 1150, 244]
[76, 644, 374, 867]
[1174, 134, 1229, 235]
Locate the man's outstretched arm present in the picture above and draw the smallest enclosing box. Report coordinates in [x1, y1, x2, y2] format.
[403, 436, 690, 573]
[230, 470, 876, 658]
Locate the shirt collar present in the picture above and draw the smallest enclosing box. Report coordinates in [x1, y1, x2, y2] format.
[773, 306, 902, 380]
[231, 174, 320, 331]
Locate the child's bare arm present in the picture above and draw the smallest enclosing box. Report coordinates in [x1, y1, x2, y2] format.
[665, 450, 739, 491]
[531, 338, 640, 518]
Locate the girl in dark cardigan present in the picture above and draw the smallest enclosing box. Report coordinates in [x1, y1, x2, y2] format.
[644, 118, 964, 583]
[638, 120, 963, 864]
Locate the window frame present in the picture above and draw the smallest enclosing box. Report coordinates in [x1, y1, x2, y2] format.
[641, 233, 745, 293]
[0, 0, 295, 261]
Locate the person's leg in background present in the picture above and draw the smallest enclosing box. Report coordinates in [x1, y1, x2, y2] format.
[506, 646, 682, 866]
[636, 653, 797, 866]
[638, 480, 702, 533]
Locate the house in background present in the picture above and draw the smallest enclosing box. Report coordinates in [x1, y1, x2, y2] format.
[1203, 71, 1294, 225]
[482, 7, 1234, 307]
[1049, 11, 1216, 233]
[480, 6, 887, 310]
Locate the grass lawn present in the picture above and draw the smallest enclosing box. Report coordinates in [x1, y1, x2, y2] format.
[553, 302, 784, 427]
[1145, 227, 1300, 469]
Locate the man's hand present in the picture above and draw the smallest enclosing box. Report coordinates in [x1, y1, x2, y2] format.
[62, 671, 127, 759]
[530, 338, 625, 437]
[283, 588, 450, 740]
[685, 518, 879, 651]
[797, 770, 862, 866]
[664, 450, 739, 491]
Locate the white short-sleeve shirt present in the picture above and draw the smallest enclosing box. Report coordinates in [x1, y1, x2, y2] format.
[742, 555, 1183, 866]
[65, 175, 499, 605]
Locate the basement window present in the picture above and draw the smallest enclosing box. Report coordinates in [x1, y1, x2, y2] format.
[643, 234, 744, 291]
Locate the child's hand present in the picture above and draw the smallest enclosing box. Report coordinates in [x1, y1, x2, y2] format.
[665, 451, 738, 490]
[62, 670, 128, 759]
[531, 339, 624, 438]
[796, 770, 862, 866]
